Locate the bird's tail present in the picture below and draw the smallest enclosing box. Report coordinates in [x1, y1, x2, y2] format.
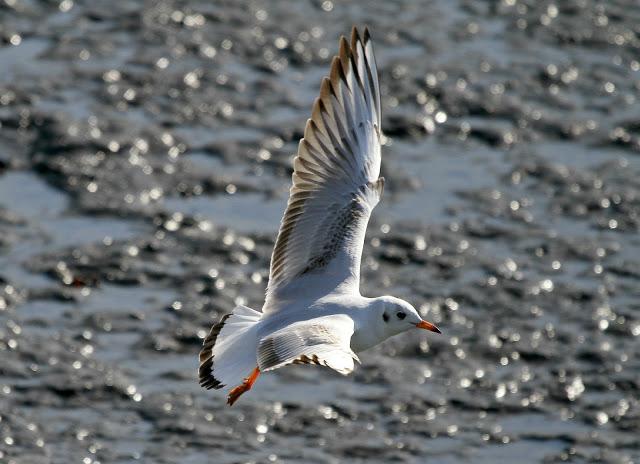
[199, 305, 262, 390]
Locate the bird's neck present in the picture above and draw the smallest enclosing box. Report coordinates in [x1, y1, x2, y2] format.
[350, 299, 387, 353]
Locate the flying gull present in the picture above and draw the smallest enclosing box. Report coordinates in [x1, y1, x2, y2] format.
[199, 26, 441, 406]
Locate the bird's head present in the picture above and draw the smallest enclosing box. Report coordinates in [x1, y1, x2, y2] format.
[376, 295, 441, 338]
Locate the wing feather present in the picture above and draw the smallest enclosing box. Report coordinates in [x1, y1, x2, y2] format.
[257, 315, 359, 375]
[265, 27, 383, 311]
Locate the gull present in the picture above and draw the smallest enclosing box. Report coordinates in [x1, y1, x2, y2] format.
[199, 27, 441, 406]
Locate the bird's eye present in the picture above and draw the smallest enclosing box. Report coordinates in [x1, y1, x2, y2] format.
[397, 312, 406, 320]
[382, 312, 389, 322]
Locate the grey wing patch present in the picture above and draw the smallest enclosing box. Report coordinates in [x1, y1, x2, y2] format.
[257, 336, 283, 372]
[257, 315, 358, 375]
[301, 178, 384, 277]
[301, 196, 368, 275]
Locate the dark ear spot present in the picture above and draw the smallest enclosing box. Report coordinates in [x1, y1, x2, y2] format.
[382, 312, 389, 322]
[396, 312, 406, 320]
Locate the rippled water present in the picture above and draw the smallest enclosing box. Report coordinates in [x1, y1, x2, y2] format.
[1, 1, 639, 463]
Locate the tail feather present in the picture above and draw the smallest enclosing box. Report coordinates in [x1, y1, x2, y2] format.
[199, 305, 261, 390]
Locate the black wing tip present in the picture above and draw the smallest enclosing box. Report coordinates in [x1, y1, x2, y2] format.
[350, 26, 373, 54]
[351, 26, 361, 43]
[199, 359, 224, 390]
[349, 25, 372, 44]
[198, 313, 232, 390]
[363, 26, 371, 42]
[321, 74, 335, 101]
[322, 26, 377, 117]
[338, 36, 352, 69]
[339, 35, 349, 51]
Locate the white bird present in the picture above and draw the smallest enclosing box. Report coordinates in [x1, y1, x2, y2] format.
[199, 27, 441, 406]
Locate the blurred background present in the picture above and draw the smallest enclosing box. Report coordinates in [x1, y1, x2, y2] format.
[1, 0, 639, 463]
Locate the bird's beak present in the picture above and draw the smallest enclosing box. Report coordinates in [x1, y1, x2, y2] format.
[416, 320, 441, 334]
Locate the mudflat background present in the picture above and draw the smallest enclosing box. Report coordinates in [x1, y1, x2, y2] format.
[1, 1, 639, 463]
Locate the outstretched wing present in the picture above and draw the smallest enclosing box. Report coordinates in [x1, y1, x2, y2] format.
[265, 27, 383, 311]
[257, 314, 359, 375]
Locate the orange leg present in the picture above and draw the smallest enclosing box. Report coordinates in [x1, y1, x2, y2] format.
[227, 366, 260, 406]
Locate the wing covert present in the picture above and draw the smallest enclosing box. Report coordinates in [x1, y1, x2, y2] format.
[257, 314, 359, 375]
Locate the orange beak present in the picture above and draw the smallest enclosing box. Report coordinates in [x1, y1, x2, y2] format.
[416, 320, 441, 334]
